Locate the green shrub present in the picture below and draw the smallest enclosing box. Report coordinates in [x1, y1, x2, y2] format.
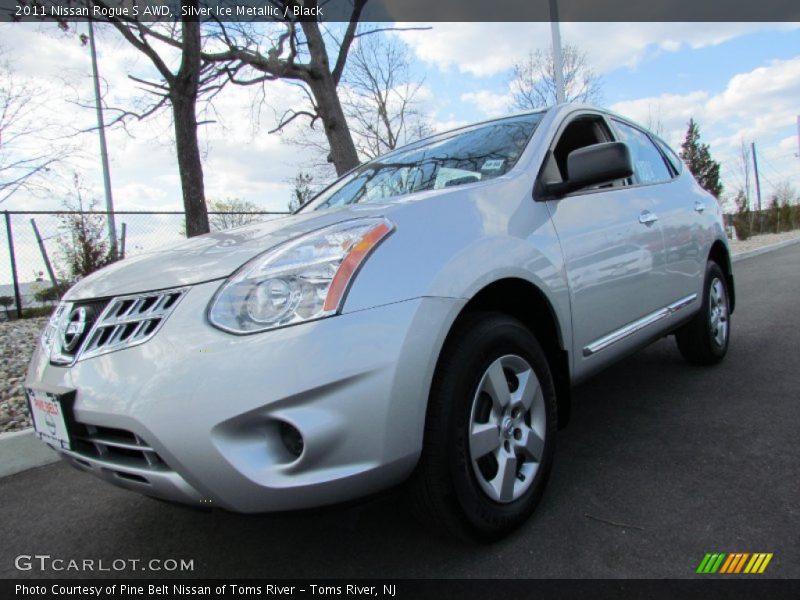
[732, 189, 751, 241]
[733, 215, 751, 241]
[21, 306, 56, 319]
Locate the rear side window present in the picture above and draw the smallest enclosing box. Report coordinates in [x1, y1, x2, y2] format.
[611, 119, 672, 185]
[653, 137, 683, 174]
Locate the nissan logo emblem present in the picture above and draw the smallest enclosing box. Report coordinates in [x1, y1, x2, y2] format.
[62, 306, 88, 353]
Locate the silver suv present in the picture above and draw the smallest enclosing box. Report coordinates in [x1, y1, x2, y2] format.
[26, 105, 733, 540]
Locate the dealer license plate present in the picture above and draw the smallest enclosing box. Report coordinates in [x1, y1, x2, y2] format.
[27, 387, 72, 450]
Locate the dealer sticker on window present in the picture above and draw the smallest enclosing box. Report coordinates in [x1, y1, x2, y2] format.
[27, 387, 71, 450]
[482, 159, 505, 171]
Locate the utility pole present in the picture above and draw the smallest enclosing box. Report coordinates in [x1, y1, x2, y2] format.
[549, 0, 566, 104]
[751, 142, 763, 213]
[751, 141, 764, 234]
[88, 21, 118, 259]
[796, 115, 799, 159]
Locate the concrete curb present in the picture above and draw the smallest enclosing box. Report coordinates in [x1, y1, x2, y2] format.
[2, 235, 799, 479]
[732, 236, 800, 263]
[0, 428, 60, 478]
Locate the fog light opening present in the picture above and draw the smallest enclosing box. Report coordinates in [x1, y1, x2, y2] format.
[279, 421, 304, 458]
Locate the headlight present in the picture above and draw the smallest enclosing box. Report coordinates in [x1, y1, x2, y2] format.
[208, 218, 394, 334]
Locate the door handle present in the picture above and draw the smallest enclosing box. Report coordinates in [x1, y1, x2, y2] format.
[639, 211, 659, 225]
[694, 201, 706, 213]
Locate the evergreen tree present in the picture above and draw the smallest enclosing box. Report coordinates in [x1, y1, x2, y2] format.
[679, 119, 723, 199]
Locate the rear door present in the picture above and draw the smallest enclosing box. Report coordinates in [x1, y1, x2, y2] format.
[608, 119, 703, 310]
[540, 111, 666, 379]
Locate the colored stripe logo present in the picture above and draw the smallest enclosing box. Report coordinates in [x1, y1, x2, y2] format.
[697, 553, 773, 574]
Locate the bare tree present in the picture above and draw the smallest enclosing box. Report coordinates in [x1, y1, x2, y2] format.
[202, 3, 366, 176]
[645, 103, 665, 138]
[203, 2, 427, 175]
[281, 32, 433, 187]
[510, 42, 603, 110]
[342, 33, 433, 160]
[0, 55, 69, 204]
[80, 1, 232, 237]
[738, 139, 752, 209]
[289, 171, 316, 212]
[58, 173, 114, 280]
[207, 198, 263, 231]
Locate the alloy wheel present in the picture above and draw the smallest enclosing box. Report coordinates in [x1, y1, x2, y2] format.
[709, 278, 729, 348]
[468, 354, 546, 503]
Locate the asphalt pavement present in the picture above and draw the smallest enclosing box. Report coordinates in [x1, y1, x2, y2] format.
[1, 245, 798, 579]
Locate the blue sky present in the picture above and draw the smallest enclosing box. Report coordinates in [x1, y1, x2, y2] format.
[0, 22, 798, 286]
[396, 23, 799, 203]
[603, 29, 800, 101]
[3, 22, 799, 213]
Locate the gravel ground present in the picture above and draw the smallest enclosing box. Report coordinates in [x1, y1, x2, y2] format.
[0, 230, 798, 435]
[0, 317, 48, 433]
[730, 228, 800, 254]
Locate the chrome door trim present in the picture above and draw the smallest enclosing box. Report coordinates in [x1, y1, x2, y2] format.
[583, 293, 697, 357]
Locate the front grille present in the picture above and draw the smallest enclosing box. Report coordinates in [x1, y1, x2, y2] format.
[70, 423, 169, 471]
[79, 289, 187, 361]
[47, 287, 188, 366]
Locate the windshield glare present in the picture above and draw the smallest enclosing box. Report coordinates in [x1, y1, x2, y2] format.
[303, 113, 544, 212]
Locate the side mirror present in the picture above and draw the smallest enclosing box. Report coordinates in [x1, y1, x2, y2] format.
[545, 142, 633, 197]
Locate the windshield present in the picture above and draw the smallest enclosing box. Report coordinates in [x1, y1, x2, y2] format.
[301, 112, 544, 212]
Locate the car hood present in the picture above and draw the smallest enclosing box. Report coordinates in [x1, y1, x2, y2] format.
[63, 205, 390, 301]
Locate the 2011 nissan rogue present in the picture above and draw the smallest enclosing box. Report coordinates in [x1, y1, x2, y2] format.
[26, 105, 734, 540]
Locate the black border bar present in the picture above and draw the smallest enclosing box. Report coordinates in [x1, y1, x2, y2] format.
[4, 579, 800, 600]
[3, 0, 800, 23]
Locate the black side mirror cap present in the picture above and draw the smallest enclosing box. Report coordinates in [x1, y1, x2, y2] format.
[545, 142, 634, 198]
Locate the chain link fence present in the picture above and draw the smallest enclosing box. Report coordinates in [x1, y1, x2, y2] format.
[1, 210, 289, 320]
[5, 206, 796, 320]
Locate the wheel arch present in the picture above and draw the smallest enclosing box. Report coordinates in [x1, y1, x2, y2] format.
[709, 239, 735, 313]
[440, 278, 572, 429]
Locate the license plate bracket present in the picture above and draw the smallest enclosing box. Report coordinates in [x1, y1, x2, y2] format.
[26, 385, 76, 451]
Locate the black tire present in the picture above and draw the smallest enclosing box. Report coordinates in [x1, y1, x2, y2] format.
[409, 312, 558, 542]
[675, 261, 731, 365]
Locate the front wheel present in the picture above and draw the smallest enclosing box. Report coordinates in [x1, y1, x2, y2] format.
[409, 312, 558, 541]
[675, 261, 731, 365]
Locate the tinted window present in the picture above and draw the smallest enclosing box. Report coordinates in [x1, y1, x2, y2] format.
[303, 113, 544, 211]
[611, 119, 672, 185]
[654, 137, 682, 174]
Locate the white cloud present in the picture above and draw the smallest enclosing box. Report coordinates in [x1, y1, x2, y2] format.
[2, 21, 799, 288]
[398, 22, 800, 77]
[610, 57, 800, 143]
[431, 118, 470, 133]
[609, 91, 710, 145]
[460, 89, 513, 117]
[610, 57, 800, 200]
[1, 23, 314, 216]
[777, 135, 799, 156]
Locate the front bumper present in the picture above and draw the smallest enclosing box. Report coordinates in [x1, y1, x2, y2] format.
[26, 281, 464, 512]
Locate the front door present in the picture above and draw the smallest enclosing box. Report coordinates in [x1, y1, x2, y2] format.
[540, 113, 666, 378]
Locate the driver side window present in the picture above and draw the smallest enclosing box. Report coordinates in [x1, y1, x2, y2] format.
[542, 115, 621, 189]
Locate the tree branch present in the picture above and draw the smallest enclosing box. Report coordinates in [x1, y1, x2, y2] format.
[269, 109, 319, 134]
[332, 0, 368, 85]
